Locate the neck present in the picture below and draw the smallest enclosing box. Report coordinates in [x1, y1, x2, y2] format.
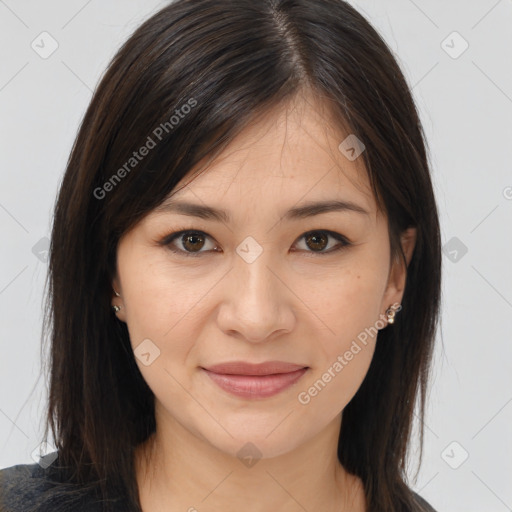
[134, 407, 365, 512]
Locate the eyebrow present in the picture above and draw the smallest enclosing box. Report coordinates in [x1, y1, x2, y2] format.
[155, 199, 370, 223]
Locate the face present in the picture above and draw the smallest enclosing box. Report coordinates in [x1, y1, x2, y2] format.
[112, 92, 416, 460]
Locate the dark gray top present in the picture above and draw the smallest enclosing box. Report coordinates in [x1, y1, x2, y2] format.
[0, 456, 130, 512]
[0, 453, 438, 511]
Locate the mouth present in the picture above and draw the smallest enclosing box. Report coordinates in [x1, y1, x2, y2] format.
[201, 361, 309, 399]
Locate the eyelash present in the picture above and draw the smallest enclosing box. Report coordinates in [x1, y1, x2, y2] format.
[157, 228, 352, 258]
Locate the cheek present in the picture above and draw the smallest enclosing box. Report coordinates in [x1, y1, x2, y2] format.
[119, 246, 218, 343]
[295, 261, 387, 343]
[294, 262, 385, 413]
[298, 332, 377, 422]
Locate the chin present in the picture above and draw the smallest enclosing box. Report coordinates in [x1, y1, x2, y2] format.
[216, 436, 301, 463]
[196, 418, 308, 462]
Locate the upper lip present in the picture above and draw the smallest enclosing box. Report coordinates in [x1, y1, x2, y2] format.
[202, 361, 308, 376]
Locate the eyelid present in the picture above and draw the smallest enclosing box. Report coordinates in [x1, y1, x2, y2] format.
[158, 227, 352, 257]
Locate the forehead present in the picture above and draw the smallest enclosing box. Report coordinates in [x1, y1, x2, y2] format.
[162, 93, 376, 217]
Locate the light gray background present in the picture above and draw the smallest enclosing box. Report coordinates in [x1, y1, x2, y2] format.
[1, 1, 511, 511]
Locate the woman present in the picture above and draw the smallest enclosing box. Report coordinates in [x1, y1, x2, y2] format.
[0, 0, 441, 510]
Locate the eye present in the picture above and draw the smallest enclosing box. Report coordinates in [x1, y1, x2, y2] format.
[159, 229, 351, 257]
[292, 230, 351, 255]
[160, 230, 218, 257]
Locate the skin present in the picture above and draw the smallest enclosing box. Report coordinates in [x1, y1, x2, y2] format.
[112, 90, 416, 512]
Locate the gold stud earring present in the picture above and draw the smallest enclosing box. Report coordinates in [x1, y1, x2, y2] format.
[385, 304, 399, 324]
[112, 289, 121, 313]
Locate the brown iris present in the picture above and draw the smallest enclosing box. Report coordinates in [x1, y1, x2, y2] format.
[304, 232, 328, 251]
[181, 232, 206, 252]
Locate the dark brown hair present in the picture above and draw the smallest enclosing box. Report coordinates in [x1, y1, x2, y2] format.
[40, 1, 441, 510]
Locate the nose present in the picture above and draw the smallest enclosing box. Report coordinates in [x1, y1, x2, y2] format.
[216, 247, 296, 343]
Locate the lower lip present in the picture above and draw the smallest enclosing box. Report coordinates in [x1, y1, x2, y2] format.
[202, 367, 309, 399]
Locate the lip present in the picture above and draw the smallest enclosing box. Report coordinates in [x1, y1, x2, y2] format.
[201, 361, 309, 399]
[204, 361, 307, 375]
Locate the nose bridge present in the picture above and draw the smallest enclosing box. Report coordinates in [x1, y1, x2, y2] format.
[235, 236, 280, 312]
[238, 245, 275, 298]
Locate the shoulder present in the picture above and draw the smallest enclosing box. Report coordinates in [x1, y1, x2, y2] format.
[0, 459, 53, 511]
[0, 453, 121, 512]
[411, 490, 438, 512]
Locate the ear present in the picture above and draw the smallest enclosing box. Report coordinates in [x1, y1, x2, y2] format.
[380, 227, 417, 318]
[111, 276, 127, 322]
